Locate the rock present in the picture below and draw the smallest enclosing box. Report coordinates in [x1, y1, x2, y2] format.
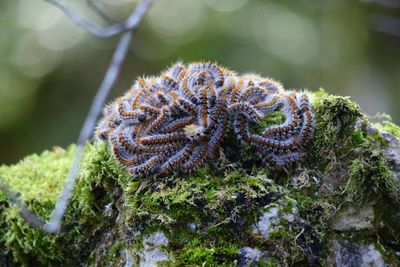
[330, 240, 387, 267]
[139, 231, 170, 267]
[252, 206, 280, 240]
[0, 247, 13, 267]
[382, 131, 400, 171]
[188, 222, 197, 231]
[252, 202, 299, 240]
[382, 131, 400, 200]
[123, 249, 135, 267]
[238, 247, 263, 267]
[330, 205, 374, 231]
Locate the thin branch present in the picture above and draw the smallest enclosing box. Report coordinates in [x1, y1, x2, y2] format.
[45, 0, 152, 38]
[0, 0, 152, 234]
[44, 31, 135, 233]
[0, 180, 51, 231]
[43, 0, 152, 234]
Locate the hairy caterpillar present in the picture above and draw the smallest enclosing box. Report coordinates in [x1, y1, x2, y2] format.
[96, 62, 315, 177]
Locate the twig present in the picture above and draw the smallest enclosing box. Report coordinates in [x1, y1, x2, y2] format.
[44, 0, 152, 234]
[0, 180, 50, 231]
[0, 0, 152, 234]
[45, 0, 152, 38]
[44, 31, 135, 233]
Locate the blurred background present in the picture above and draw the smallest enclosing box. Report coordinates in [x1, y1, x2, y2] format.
[0, 0, 399, 164]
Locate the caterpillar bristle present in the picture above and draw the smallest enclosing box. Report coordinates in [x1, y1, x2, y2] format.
[96, 62, 315, 177]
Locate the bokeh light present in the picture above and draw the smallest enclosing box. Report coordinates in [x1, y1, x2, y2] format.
[202, 0, 250, 12]
[0, 0, 399, 164]
[147, 0, 206, 45]
[252, 4, 319, 65]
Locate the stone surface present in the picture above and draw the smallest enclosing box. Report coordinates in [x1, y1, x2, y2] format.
[331, 205, 374, 231]
[139, 231, 170, 267]
[331, 240, 387, 267]
[252, 206, 280, 240]
[252, 203, 299, 240]
[238, 247, 263, 267]
[123, 249, 135, 267]
[382, 131, 400, 200]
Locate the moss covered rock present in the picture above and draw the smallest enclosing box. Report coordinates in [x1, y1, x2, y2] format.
[1, 90, 400, 266]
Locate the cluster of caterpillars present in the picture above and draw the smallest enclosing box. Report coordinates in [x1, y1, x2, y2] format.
[96, 62, 315, 177]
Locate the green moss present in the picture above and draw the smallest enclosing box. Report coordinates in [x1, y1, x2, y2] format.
[308, 89, 362, 168]
[304, 89, 398, 204]
[221, 111, 286, 171]
[258, 259, 280, 266]
[347, 148, 396, 202]
[374, 118, 400, 138]
[249, 111, 286, 135]
[0, 146, 74, 203]
[123, 170, 285, 265]
[0, 142, 123, 266]
[173, 239, 238, 266]
[1, 90, 400, 266]
[373, 197, 400, 266]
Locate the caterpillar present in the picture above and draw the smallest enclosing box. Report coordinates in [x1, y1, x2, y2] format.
[96, 62, 315, 177]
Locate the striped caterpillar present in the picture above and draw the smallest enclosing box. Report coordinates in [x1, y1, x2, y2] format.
[96, 62, 315, 177]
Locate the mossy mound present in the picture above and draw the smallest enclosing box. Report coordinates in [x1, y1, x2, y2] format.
[1, 90, 400, 266]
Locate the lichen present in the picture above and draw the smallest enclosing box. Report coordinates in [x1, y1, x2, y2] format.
[1, 90, 400, 266]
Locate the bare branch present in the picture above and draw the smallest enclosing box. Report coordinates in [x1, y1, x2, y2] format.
[0, 0, 152, 234]
[44, 31, 136, 234]
[45, 0, 152, 38]
[0, 180, 51, 231]
[42, 0, 152, 234]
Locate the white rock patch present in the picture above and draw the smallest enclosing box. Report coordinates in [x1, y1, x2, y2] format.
[139, 231, 170, 267]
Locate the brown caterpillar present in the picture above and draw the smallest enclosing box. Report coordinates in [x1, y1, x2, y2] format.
[96, 62, 315, 177]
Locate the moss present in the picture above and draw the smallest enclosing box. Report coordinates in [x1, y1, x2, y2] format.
[249, 111, 286, 135]
[312, 89, 360, 135]
[98, 242, 126, 266]
[346, 148, 396, 202]
[122, 170, 286, 265]
[0, 143, 123, 266]
[221, 111, 286, 172]
[258, 259, 281, 266]
[1, 90, 400, 266]
[172, 239, 238, 266]
[373, 195, 400, 266]
[0, 146, 74, 203]
[374, 119, 400, 138]
[303, 89, 398, 204]
[308, 89, 362, 169]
